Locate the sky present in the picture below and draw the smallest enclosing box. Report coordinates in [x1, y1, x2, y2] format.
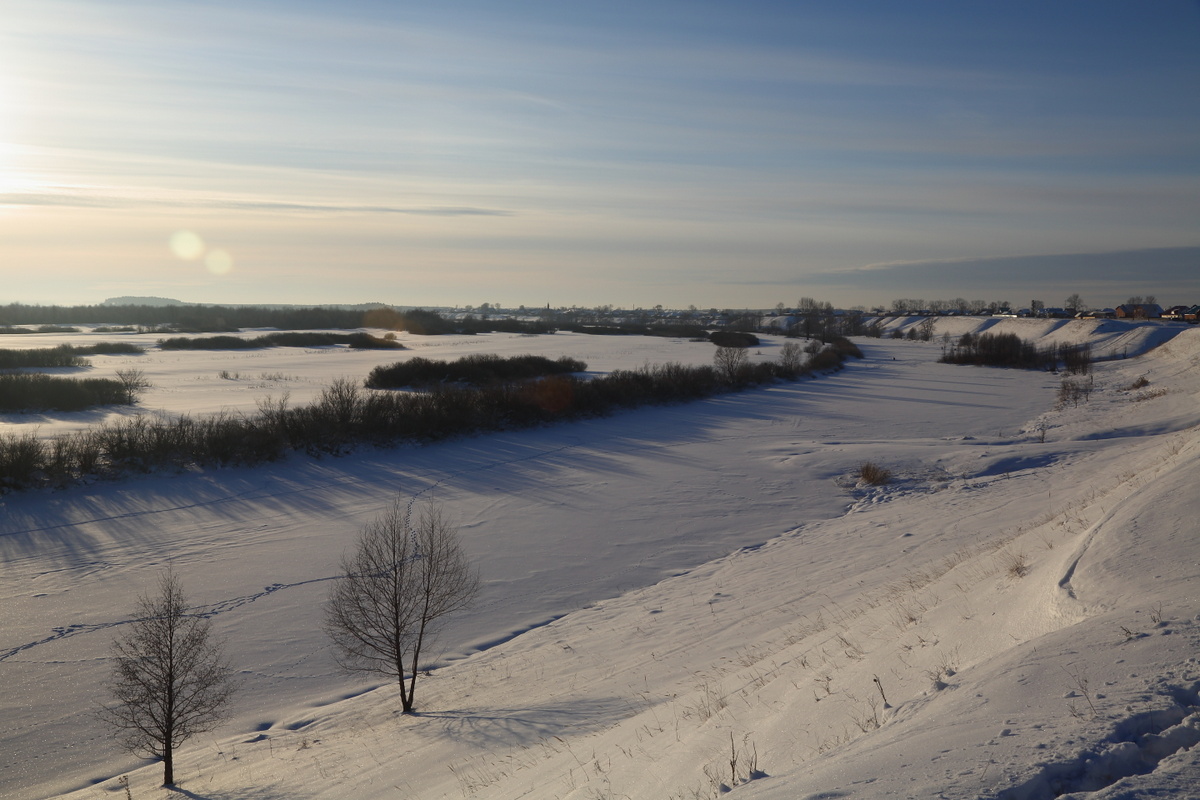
[1, 0, 1198, 311]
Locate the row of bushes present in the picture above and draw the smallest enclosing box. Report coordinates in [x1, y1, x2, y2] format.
[0, 343, 144, 369]
[939, 332, 1092, 373]
[709, 331, 760, 347]
[366, 354, 588, 389]
[0, 374, 130, 412]
[0, 342, 863, 492]
[157, 332, 404, 350]
[0, 324, 84, 334]
[363, 307, 554, 336]
[557, 321, 708, 338]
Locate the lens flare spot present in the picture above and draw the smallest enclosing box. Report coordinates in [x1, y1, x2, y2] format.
[205, 249, 234, 275]
[169, 230, 205, 260]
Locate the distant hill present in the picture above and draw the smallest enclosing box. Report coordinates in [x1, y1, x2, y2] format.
[100, 297, 413, 312]
[103, 296, 188, 306]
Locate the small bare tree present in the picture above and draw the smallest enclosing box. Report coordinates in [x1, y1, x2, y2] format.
[325, 499, 479, 713]
[99, 569, 237, 786]
[777, 341, 806, 376]
[713, 346, 749, 384]
[115, 368, 151, 404]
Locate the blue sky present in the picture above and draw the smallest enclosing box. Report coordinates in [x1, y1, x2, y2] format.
[1, 0, 1198, 309]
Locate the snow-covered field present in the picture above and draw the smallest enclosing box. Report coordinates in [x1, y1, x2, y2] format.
[2, 318, 1198, 799]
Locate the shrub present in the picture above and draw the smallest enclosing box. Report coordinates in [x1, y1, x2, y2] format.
[0, 373, 128, 411]
[0, 343, 145, 369]
[1059, 342, 1092, 375]
[1058, 377, 1093, 408]
[0, 433, 46, 489]
[808, 348, 844, 371]
[709, 331, 759, 348]
[828, 336, 863, 358]
[777, 341, 806, 377]
[158, 332, 404, 350]
[713, 346, 749, 385]
[366, 353, 586, 389]
[0, 346, 88, 369]
[939, 332, 1062, 370]
[858, 462, 892, 485]
[1000, 550, 1030, 578]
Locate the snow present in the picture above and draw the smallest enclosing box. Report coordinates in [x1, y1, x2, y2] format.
[2, 318, 1198, 799]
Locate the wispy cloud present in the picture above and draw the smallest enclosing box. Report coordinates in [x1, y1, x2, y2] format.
[2, 1, 1197, 308]
[0, 191, 511, 216]
[800, 247, 1200, 304]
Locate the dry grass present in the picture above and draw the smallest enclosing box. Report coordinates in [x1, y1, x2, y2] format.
[999, 550, 1030, 579]
[858, 462, 892, 485]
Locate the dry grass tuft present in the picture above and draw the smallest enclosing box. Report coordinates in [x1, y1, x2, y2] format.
[999, 550, 1030, 579]
[858, 462, 892, 485]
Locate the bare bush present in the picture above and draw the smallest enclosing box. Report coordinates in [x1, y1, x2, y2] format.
[714, 346, 749, 385]
[777, 341, 806, 376]
[116, 368, 152, 404]
[1058, 377, 1092, 408]
[1000, 550, 1030, 578]
[858, 462, 892, 485]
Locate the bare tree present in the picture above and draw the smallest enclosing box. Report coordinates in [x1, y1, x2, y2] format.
[777, 341, 806, 375]
[99, 569, 237, 786]
[713, 346, 749, 384]
[115, 368, 151, 404]
[325, 499, 479, 713]
[1064, 293, 1085, 312]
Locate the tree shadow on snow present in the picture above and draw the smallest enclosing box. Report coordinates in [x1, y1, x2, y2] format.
[413, 696, 633, 750]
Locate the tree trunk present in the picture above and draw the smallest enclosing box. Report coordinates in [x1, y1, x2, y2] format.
[163, 747, 174, 786]
[401, 674, 416, 713]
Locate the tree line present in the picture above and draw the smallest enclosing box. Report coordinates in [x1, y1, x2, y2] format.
[938, 331, 1092, 374]
[0, 302, 372, 331]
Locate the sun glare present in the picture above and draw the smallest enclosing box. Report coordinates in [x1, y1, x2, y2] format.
[205, 249, 234, 275]
[169, 230, 235, 276]
[169, 230, 206, 260]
